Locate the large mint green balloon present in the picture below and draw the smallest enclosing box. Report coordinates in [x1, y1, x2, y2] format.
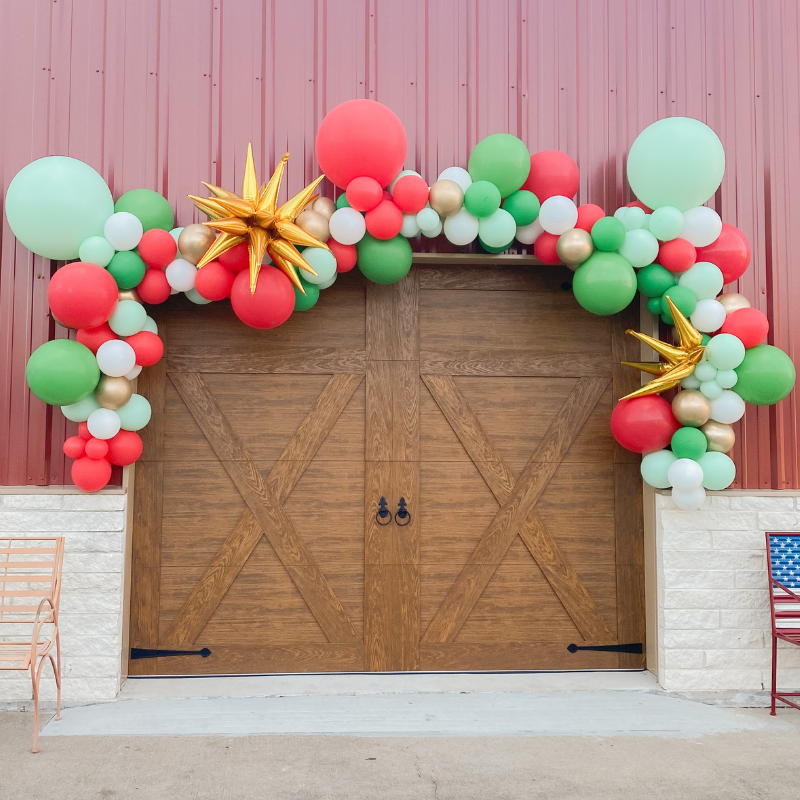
[467, 134, 531, 197]
[5, 156, 114, 259]
[117, 394, 152, 431]
[641, 449, 677, 489]
[697, 451, 736, 490]
[26, 340, 100, 406]
[678, 261, 724, 300]
[572, 252, 637, 316]
[356, 234, 413, 285]
[627, 118, 725, 211]
[734, 345, 796, 405]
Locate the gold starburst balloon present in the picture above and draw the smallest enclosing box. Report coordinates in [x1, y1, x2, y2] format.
[189, 144, 329, 294]
[621, 296, 705, 400]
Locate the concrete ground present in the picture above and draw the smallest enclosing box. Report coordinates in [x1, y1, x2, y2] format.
[2, 707, 800, 799]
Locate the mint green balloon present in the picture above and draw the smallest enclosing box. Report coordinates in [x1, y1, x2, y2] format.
[467, 134, 531, 197]
[26, 340, 100, 406]
[648, 206, 684, 241]
[108, 300, 147, 336]
[300, 248, 337, 285]
[641, 449, 677, 489]
[502, 190, 540, 226]
[678, 261, 724, 301]
[618, 228, 659, 267]
[627, 117, 725, 212]
[478, 209, 516, 247]
[61, 394, 101, 422]
[117, 394, 152, 431]
[697, 451, 736, 490]
[479, 238, 514, 254]
[5, 156, 114, 259]
[705, 333, 745, 371]
[114, 189, 174, 232]
[79, 236, 115, 267]
[293, 276, 320, 311]
[572, 252, 637, 316]
[464, 181, 502, 218]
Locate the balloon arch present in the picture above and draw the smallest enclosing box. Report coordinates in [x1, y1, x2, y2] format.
[9, 100, 796, 506]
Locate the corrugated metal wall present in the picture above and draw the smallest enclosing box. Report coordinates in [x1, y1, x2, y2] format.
[1, 0, 798, 488]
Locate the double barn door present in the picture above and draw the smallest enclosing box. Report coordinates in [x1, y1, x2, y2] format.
[130, 263, 644, 674]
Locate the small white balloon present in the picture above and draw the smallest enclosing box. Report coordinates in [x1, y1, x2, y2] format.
[668, 458, 705, 491]
[421, 219, 443, 238]
[681, 374, 701, 390]
[61, 395, 101, 422]
[715, 369, 738, 389]
[328, 207, 366, 245]
[443, 208, 480, 246]
[538, 196, 578, 235]
[185, 287, 212, 305]
[125, 365, 143, 380]
[515, 218, 544, 245]
[672, 486, 707, 510]
[165, 258, 198, 292]
[87, 408, 122, 440]
[96, 339, 137, 378]
[700, 379, 724, 400]
[400, 214, 421, 238]
[622, 206, 647, 231]
[416, 207, 441, 232]
[437, 166, 472, 193]
[103, 212, 143, 251]
[709, 390, 746, 424]
[318, 273, 337, 290]
[690, 299, 727, 333]
[142, 316, 158, 335]
[682, 206, 723, 247]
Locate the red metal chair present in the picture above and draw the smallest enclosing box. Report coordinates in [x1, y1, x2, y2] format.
[766, 532, 800, 714]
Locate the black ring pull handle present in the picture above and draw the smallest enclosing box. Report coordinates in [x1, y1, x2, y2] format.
[395, 497, 411, 527]
[376, 496, 392, 526]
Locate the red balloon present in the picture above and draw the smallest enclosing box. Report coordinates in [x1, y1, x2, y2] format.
[365, 199, 404, 240]
[611, 396, 681, 453]
[230, 266, 295, 329]
[346, 176, 383, 212]
[125, 331, 164, 366]
[695, 223, 751, 284]
[84, 437, 109, 460]
[195, 261, 235, 301]
[48, 263, 118, 329]
[533, 232, 561, 265]
[328, 239, 358, 273]
[63, 436, 86, 459]
[138, 229, 177, 268]
[107, 430, 143, 466]
[78, 422, 92, 441]
[626, 200, 653, 213]
[522, 151, 580, 201]
[137, 267, 172, 304]
[575, 204, 605, 233]
[71, 456, 112, 492]
[392, 175, 429, 214]
[218, 241, 250, 272]
[77, 322, 118, 354]
[658, 238, 697, 273]
[315, 99, 408, 189]
[720, 307, 769, 348]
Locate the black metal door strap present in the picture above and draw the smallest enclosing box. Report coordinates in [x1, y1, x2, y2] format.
[130, 648, 212, 659]
[567, 643, 643, 654]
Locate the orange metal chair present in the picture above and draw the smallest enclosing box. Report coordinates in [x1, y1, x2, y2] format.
[0, 536, 64, 752]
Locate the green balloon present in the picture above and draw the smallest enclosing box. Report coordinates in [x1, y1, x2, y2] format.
[79, 236, 115, 267]
[572, 252, 637, 316]
[61, 394, 101, 422]
[464, 181, 502, 218]
[117, 394, 152, 431]
[641, 449, 677, 489]
[661, 285, 697, 322]
[647, 296, 663, 315]
[107, 251, 146, 289]
[671, 427, 708, 460]
[114, 189, 174, 232]
[336, 193, 351, 209]
[467, 133, 531, 197]
[648, 206, 684, 241]
[638, 264, 677, 298]
[356, 234, 413, 285]
[5, 156, 114, 260]
[478, 238, 514, 254]
[293, 276, 320, 311]
[590, 217, 626, 251]
[627, 117, 725, 212]
[108, 300, 147, 336]
[734, 345, 796, 405]
[678, 261, 724, 300]
[502, 190, 540, 226]
[698, 451, 736, 490]
[26, 340, 100, 406]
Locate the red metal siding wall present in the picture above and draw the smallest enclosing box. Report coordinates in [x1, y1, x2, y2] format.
[1, 0, 798, 488]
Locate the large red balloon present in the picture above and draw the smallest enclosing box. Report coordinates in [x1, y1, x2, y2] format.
[77, 322, 118, 354]
[365, 199, 404, 240]
[137, 267, 172, 304]
[230, 266, 295, 329]
[195, 261, 235, 301]
[138, 228, 177, 268]
[392, 174, 429, 214]
[346, 176, 383, 212]
[125, 330, 164, 366]
[533, 232, 561, 265]
[575, 204, 605, 233]
[48, 263, 118, 329]
[315, 99, 408, 189]
[720, 307, 769, 348]
[522, 151, 580, 201]
[695, 223, 751, 284]
[71, 456, 112, 492]
[610, 396, 681, 454]
[328, 239, 358, 273]
[106, 430, 143, 466]
[658, 238, 697, 273]
[218, 241, 250, 272]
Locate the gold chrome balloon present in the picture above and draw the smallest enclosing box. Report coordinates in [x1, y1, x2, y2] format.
[672, 389, 711, 428]
[311, 196, 336, 220]
[118, 288, 141, 303]
[556, 228, 594, 266]
[718, 292, 751, 315]
[178, 224, 216, 266]
[95, 375, 133, 410]
[296, 209, 330, 243]
[700, 420, 736, 453]
[428, 179, 464, 217]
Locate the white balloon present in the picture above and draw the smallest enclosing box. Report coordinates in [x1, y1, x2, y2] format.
[515, 218, 544, 245]
[538, 196, 578, 235]
[437, 166, 472, 193]
[165, 258, 197, 292]
[422, 219, 443, 238]
[125, 365, 143, 380]
[715, 369, 738, 389]
[61, 395, 101, 422]
[87, 408, 121, 440]
[103, 212, 143, 251]
[416, 207, 440, 232]
[622, 206, 646, 231]
[672, 486, 707, 510]
[329, 208, 366, 245]
[185, 287, 211, 305]
[443, 208, 480, 246]
[400, 214, 421, 238]
[694, 361, 718, 382]
[389, 170, 420, 191]
[699, 379, 723, 400]
[710, 390, 746, 424]
[682, 207, 723, 247]
[96, 339, 136, 378]
[668, 458, 705, 491]
[690, 299, 727, 333]
[318, 273, 337, 290]
[680, 374, 701, 390]
[142, 316, 158, 335]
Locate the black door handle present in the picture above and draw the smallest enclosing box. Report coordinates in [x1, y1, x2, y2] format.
[376, 496, 392, 525]
[395, 497, 411, 526]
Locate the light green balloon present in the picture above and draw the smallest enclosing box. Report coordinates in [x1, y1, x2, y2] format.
[699, 379, 723, 400]
[715, 369, 738, 389]
[641, 449, 677, 489]
[618, 229, 659, 268]
[108, 300, 147, 336]
[478, 208, 516, 247]
[627, 117, 725, 212]
[61, 394, 101, 422]
[697, 451, 736, 490]
[678, 261, 724, 300]
[79, 236, 115, 267]
[117, 394, 152, 431]
[5, 156, 114, 259]
[185, 287, 211, 305]
[705, 333, 745, 371]
[300, 247, 337, 285]
[648, 206, 684, 241]
[142, 316, 158, 335]
[622, 206, 646, 231]
[318, 273, 337, 290]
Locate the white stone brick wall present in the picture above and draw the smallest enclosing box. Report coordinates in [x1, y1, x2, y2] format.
[656, 492, 800, 693]
[0, 492, 126, 705]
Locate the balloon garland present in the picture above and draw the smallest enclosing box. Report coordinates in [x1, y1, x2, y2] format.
[6, 100, 795, 501]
